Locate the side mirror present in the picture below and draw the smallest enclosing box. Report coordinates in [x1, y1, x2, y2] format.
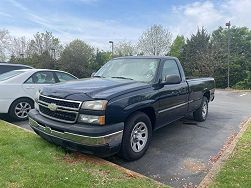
[162, 75, 181, 85]
[91, 72, 96, 77]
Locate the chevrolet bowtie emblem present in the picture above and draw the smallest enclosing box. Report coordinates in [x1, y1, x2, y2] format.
[48, 103, 58, 111]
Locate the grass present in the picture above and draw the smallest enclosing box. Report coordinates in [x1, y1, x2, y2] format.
[210, 122, 251, 187]
[0, 121, 166, 188]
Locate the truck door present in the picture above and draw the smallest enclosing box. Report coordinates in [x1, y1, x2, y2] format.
[157, 59, 189, 127]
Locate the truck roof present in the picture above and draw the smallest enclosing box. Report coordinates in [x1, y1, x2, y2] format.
[113, 56, 177, 60]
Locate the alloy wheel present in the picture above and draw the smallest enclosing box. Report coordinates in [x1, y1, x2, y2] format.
[14, 102, 32, 119]
[130, 122, 148, 153]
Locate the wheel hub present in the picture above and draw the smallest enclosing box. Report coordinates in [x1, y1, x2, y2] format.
[15, 102, 31, 119]
[130, 122, 148, 153]
[202, 102, 208, 119]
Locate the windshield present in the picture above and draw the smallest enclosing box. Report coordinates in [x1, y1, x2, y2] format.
[0, 70, 25, 81]
[95, 58, 159, 82]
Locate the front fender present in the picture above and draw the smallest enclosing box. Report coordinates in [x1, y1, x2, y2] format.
[123, 99, 156, 112]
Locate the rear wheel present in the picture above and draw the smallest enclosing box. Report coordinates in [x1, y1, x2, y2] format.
[193, 96, 208, 122]
[9, 98, 34, 121]
[119, 112, 152, 161]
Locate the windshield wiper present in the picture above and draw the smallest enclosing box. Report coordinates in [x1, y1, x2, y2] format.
[111, 76, 134, 80]
[93, 75, 105, 78]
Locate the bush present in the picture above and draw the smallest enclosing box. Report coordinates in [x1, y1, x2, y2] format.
[233, 79, 251, 90]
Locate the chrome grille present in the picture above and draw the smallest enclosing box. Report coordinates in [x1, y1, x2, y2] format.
[39, 95, 80, 109]
[38, 95, 82, 123]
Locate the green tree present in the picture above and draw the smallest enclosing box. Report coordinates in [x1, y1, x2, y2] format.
[9, 51, 55, 69]
[59, 39, 95, 78]
[182, 28, 214, 77]
[211, 26, 251, 88]
[169, 35, 185, 60]
[93, 50, 112, 71]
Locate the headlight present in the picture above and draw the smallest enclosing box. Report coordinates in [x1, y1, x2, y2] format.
[78, 114, 105, 125]
[81, 100, 107, 110]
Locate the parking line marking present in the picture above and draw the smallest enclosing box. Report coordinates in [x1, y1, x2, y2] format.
[239, 93, 247, 97]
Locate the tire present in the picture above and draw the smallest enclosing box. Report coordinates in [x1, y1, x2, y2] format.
[193, 96, 208, 122]
[119, 112, 152, 161]
[9, 98, 34, 121]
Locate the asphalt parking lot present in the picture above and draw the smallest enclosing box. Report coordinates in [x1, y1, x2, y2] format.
[1, 90, 251, 187]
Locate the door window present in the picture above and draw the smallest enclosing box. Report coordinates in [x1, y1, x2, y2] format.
[55, 72, 76, 82]
[25, 71, 56, 84]
[162, 60, 181, 80]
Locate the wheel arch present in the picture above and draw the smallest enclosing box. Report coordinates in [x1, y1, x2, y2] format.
[203, 90, 210, 101]
[8, 97, 34, 113]
[125, 106, 156, 130]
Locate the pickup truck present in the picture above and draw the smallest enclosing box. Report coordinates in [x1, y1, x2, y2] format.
[29, 56, 215, 161]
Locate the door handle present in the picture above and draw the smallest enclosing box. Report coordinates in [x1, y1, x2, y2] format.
[25, 86, 35, 89]
[171, 91, 179, 95]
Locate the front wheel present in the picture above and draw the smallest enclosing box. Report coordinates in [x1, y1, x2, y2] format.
[193, 96, 208, 122]
[119, 112, 152, 161]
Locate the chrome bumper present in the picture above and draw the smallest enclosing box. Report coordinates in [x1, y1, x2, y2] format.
[29, 118, 123, 146]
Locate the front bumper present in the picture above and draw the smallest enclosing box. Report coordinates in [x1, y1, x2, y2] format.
[29, 109, 124, 157]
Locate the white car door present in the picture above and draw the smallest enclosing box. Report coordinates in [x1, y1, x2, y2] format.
[22, 71, 56, 99]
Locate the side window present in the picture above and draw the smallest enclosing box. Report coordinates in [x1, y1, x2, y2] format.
[162, 60, 181, 80]
[55, 72, 76, 82]
[25, 71, 56, 84]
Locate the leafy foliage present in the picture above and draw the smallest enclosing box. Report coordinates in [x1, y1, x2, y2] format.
[114, 41, 135, 56]
[168, 35, 185, 60]
[210, 26, 251, 88]
[0, 29, 10, 61]
[138, 25, 172, 55]
[58, 39, 95, 78]
[28, 31, 63, 57]
[180, 26, 251, 89]
[8, 31, 61, 69]
[93, 50, 112, 70]
[182, 28, 214, 77]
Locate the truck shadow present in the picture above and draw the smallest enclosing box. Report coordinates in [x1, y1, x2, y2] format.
[107, 115, 207, 163]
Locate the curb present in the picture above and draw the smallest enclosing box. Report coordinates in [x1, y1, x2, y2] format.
[198, 117, 251, 188]
[216, 89, 251, 92]
[3, 120, 166, 187]
[5, 120, 34, 133]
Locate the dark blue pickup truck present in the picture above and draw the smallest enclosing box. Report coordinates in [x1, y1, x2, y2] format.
[29, 56, 215, 161]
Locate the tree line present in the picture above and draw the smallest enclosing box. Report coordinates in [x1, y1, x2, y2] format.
[0, 24, 250, 89]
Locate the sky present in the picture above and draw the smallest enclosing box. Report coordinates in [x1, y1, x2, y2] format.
[0, 0, 250, 50]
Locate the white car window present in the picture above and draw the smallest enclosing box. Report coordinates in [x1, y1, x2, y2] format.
[25, 71, 56, 84]
[55, 72, 76, 82]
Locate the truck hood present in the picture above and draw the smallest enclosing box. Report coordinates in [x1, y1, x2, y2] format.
[41, 77, 150, 101]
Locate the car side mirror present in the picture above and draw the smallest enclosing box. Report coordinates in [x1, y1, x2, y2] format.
[91, 72, 96, 77]
[162, 75, 181, 85]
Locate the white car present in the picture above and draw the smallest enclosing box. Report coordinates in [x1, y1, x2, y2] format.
[0, 69, 77, 121]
